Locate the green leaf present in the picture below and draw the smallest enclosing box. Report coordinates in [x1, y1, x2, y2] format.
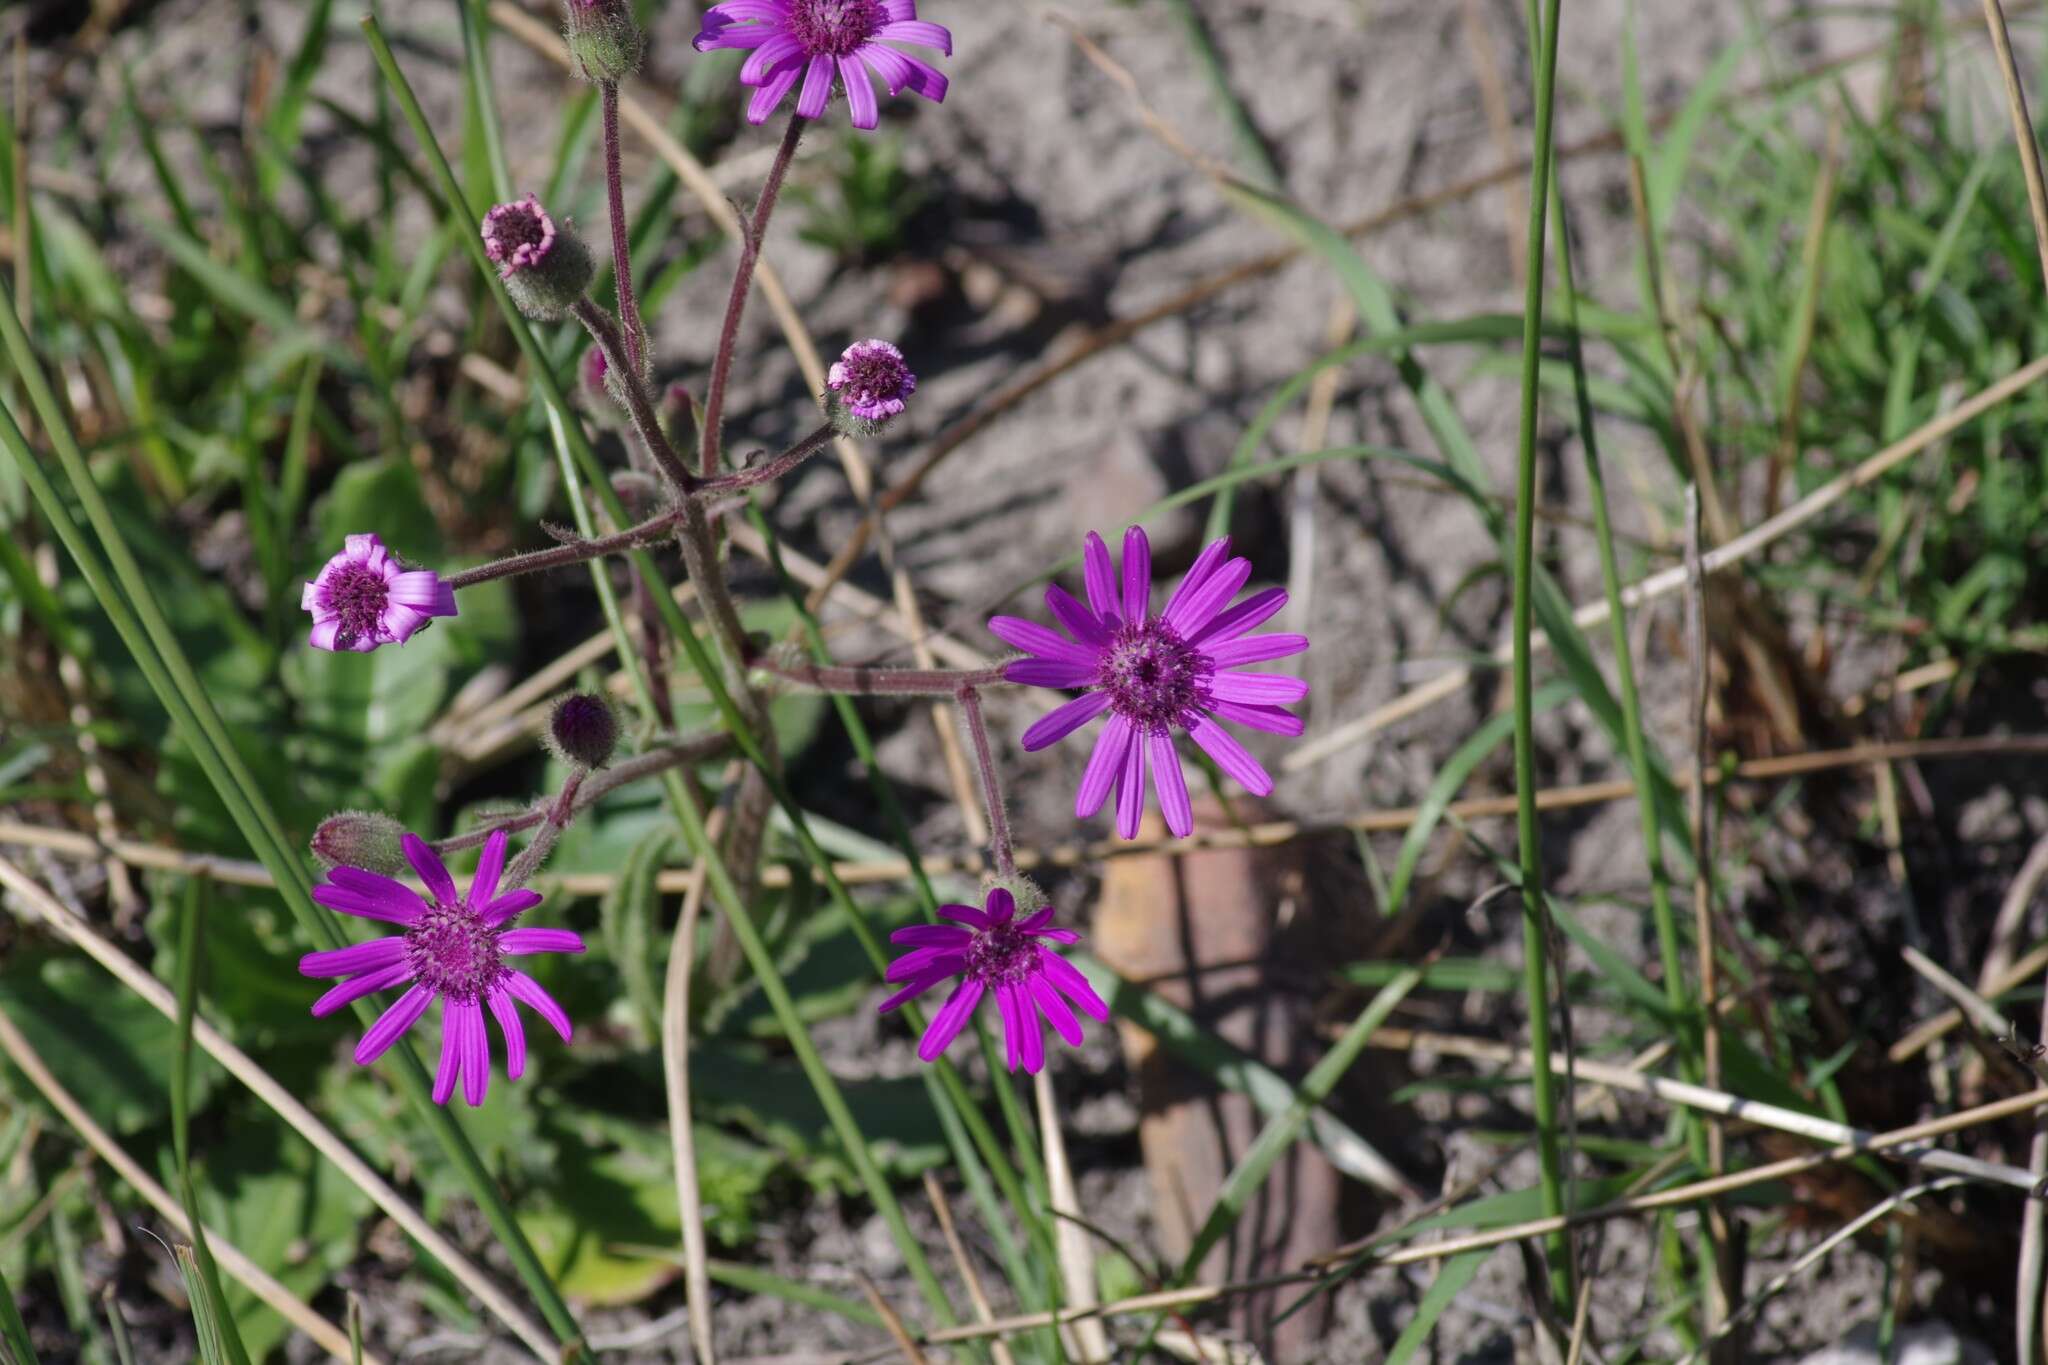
[313, 456, 443, 562]
[1385, 1249, 1490, 1364]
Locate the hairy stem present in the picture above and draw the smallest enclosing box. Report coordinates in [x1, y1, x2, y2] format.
[601, 81, 643, 376]
[443, 508, 686, 588]
[700, 113, 806, 478]
[757, 657, 1009, 696]
[571, 296, 695, 493]
[432, 734, 731, 857]
[957, 687, 1015, 876]
[700, 423, 837, 494]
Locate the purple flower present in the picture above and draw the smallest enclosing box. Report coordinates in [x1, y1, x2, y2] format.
[991, 528, 1309, 840]
[302, 533, 457, 653]
[300, 828, 585, 1107]
[692, 0, 952, 131]
[877, 887, 1108, 1073]
[481, 194, 559, 278]
[827, 338, 916, 424]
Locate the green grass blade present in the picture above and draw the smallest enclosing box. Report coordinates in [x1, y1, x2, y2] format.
[1385, 1248, 1490, 1364]
[704, 1259, 886, 1329]
[101, 1290, 135, 1365]
[171, 1246, 233, 1365]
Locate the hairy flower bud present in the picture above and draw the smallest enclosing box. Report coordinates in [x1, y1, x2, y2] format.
[311, 809, 408, 876]
[563, 0, 643, 83]
[547, 692, 620, 769]
[979, 872, 1048, 919]
[659, 384, 697, 447]
[482, 194, 594, 321]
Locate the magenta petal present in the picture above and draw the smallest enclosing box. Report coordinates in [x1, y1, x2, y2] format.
[355, 983, 434, 1065]
[1016, 907, 1055, 934]
[747, 60, 803, 122]
[307, 616, 343, 651]
[1160, 536, 1232, 625]
[489, 986, 527, 1080]
[387, 571, 456, 616]
[1029, 974, 1084, 1047]
[1038, 948, 1111, 1021]
[311, 961, 413, 1017]
[795, 53, 835, 118]
[1017, 988, 1045, 1073]
[1035, 927, 1081, 944]
[1076, 714, 1133, 818]
[315, 878, 424, 926]
[401, 834, 458, 908]
[742, 31, 803, 83]
[916, 977, 984, 1061]
[987, 615, 1096, 665]
[1166, 558, 1253, 635]
[1189, 716, 1274, 796]
[938, 901, 992, 929]
[890, 924, 975, 948]
[1191, 586, 1288, 645]
[482, 888, 544, 926]
[1209, 671, 1310, 705]
[499, 928, 586, 956]
[1082, 532, 1119, 619]
[504, 970, 573, 1041]
[1045, 585, 1110, 646]
[890, 50, 947, 101]
[838, 54, 878, 128]
[1115, 725, 1147, 839]
[1120, 527, 1151, 623]
[300, 937, 405, 979]
[876, 18, 951, 52]
[1023, 694, 1112, 753]
[1205, 633, 1310, 667]
[1005, 659, 1099, 689]
[463, 998, 490, 1106]
[470, 830, 509, 914]
[877, 968, 954, 1015]
[996, 983, 1022, 1071]
[1148, 731, 1193, 838]
[985, 888, 1016, 924]
[432, 1001, 463, 1104]
[887, 947, 964, 982]
[1208, 700, 1306, 736]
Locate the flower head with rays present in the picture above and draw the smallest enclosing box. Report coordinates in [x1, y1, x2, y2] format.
[877, 887, 1107, 1074]
[300, 828, 584, 1107]
[990, 528, 1309, 840]
[302, 534, 457, 654]
[692, 0, 952, 131]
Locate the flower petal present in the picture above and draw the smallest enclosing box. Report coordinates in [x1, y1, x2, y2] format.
[499, 928, 586, 956]
[1022, 692, 1111, 751]
[1120, 527, 1151, 623]
[311, 961, 414, 1017]
[888, 50, 947, 101]
[795, 53, 835, 119]
[1209, 671, 1310, 705]
[1148, 730, 1193, 838]
[387, 571, 456, 616]
[1165, 558, 1252, 635]
[746, 59, 803, 123]
[1017, 907, 1055, 934]
[886, 947, 965, 982]
[354, 983, 433, 1065]
[856, 41, 913, 95]
[401, 834, 458, 908]
[1204, 633, 1310, 667]
[889, 924, 975, 948]
[1004, 659, 1100, 689]
[1189, 715, 1274, 796]
[1029, 973, 1084, 1047]
[938, 901, 991, 929]
[1076, 714, 1133, 818]
[307, 615, 343, 651]
[1038, 948, 1111, 1021]
[876, 19, 951, 53]
[916, 977, 984, 1061]
[877, 967, 956, 1015]
[326, 866, 428, 921]
[742, 31, 803, 83]
[312, 883, 422, 926]
[481, 888, 544, 926]
[996, 982, 1023, 1072]
[504, 970, 573, 1041]
[300, 937, 406, 979]
[1191, 586, 1288, 645]
[838, 54, 878, 129]
[1045, 584, 1110, 647]
[1017, 988, 1044, 1073]
[1160, 536, 1232, 625]
[987, 615, 1096, 665]
[1082, 532, 1119, 620]
[432, 1000, 463, 1104]
[469, 830, 509, 909]
[489, 985, 527, 1080]
[1208, 700, 1306, 736]
[985, 888, 1016, 924]
[1115, 724, 1147, 838]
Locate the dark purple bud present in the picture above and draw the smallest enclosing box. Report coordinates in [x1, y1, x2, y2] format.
[548, 692, 620, 769]
[482, 194, 594, 320]
[311, 809, 408, 875]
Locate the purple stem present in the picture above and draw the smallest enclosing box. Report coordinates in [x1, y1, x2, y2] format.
[444, 507, 686, 589]
[957, 686, 1015, 876]
[699, 423, 836, 494]
[571, 297, 696, 493]
[601, 81, 642, 377]
[756, 657, 1009, 696]
[699, 113, 806, 479]
[431, 735, 730, 856]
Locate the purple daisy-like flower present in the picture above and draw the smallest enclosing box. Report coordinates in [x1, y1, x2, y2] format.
[877, 887, 1108, 1073]
[692, 0, 952, 131]
[827, 338, 916, 423]
[481, 194, 558, 279]
[301, 828, 584, 1107]
[302, 533, 457, 654]
[990, 528, 1310, 840]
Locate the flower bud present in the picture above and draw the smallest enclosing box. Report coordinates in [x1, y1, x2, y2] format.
[563, 0, 643, 83]
[825, 338, 916, 436]
[547, 692, 620, 769]
[659, 384, 697, 447]
[980, 872, 1048, 919]
[311, 809, 408, 876]
[482, 194, 594, 321]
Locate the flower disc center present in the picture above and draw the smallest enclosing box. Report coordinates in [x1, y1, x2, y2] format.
[789, 0, 886, 56]
[1099, 621, 1208, 734]
[966, 924, 1039, 986]
[405, 904, 505, 1003]
[325, 563, 391, 650]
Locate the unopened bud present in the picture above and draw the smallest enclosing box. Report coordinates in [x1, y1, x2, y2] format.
[563, 0, 643, 83]
[981, 873, 1049, 919]
[482, 194, 594, 321]
[659, 383, 696, 447]
[311, 809, 408, 876]
[547, 692, 620, 769]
